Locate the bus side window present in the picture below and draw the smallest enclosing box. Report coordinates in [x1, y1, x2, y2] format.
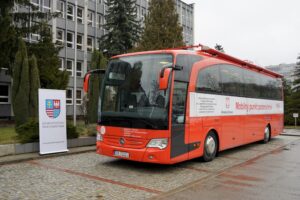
[172, 81, 188, 124]
[244, 70, 260, 98]
[196, 65, 221, 94]
[220, 65, 244, 97]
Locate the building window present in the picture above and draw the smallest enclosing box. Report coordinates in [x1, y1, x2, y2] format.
[43, 0, 51, 12]
[67, 4, 74, 21]
[67, 32, 74, 48]
[57, 1, 65, 18]
[97, 13, 104, 29]
[77, 7, 83, 24]
[87, 36, 93, 51]
[66, 60, 73, 76]
[87, 10, 94, 26]
[59, 58, 64, 71]
[66, 89, 73, 105]
[77, 34, 83, 50]
[56, 29, 64, 45]
[76, 89, 82, 105]
[31, 33, 40, 42]
[0, 85, 10, 104]
[76, 61, 83, 77]
[87, 62, 91, 71]
[31, 0, 39, 7]
[96, 38, 100, 50]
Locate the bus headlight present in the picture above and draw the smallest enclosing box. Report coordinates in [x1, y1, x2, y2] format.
[147, 138, 168, 150]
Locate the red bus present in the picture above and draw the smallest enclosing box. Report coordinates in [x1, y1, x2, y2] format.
[83, 45, 283, 164]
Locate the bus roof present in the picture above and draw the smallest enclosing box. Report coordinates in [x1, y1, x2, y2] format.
[112, 45, 283, 79]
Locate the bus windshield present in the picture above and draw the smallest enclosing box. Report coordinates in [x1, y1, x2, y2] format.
[100, 54, 173, 130]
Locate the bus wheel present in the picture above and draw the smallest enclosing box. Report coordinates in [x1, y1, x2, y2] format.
[263, 126, 271, 143]
[203, 131, 218, 162]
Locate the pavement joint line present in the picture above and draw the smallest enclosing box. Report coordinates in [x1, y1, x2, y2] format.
[180, 166, 213, 173]
[152, 138, 300, 199]
[27, 160, 163, 195]
[280, 134, 300, 137]
[220, 173, 264, 182]
[220, 155, 247, 161]
[0, 147, 95, 166]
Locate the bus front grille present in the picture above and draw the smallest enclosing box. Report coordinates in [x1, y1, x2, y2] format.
[103, 136, 148, 149]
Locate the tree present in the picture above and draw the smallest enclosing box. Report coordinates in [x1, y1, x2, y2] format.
[12, 38, 30, 127]
[282, 78, 292, 125]
[136, 0, 184, 51]
[28, 23, 69, 89]
[285, 55, 300, 125]
[293, 54, 300, 91]
[0, 0, 57, 73]
[0, 0, 17, 73]
[28, 55, 40, 118]
[100, 0, 141, 56]
[215, 44, 225, 52]
[87, 50, 107, 123]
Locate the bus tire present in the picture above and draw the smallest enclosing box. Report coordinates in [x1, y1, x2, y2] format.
[263, 126, 271, 143]
[202, 131, 218, 162]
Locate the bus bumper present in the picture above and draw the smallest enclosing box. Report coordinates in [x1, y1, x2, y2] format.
[96, 142, 172, 164]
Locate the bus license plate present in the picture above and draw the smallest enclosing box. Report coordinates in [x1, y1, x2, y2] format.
[114, 151, 129, 158]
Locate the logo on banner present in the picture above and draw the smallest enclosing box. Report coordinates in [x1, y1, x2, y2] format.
[45, 99, 61, 119]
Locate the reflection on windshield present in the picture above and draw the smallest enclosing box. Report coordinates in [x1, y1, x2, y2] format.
[100, 54, 173, 130]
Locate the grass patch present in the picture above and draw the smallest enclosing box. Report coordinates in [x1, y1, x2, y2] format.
[0, 125, 18, 144]
[284, 126, 300, 129]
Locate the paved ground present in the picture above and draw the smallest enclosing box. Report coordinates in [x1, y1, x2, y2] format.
[156, 136, 300, 200]
[0, 130, 299, 200]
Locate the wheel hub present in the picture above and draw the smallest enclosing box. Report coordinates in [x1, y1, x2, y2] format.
[206, 136, 216, 154]
[265, 127, 270, 141]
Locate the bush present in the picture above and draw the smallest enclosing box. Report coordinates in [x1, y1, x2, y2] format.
[67, 123, 79, 139]
[16, 120, 79, 143]
[16, 119, 39, 143]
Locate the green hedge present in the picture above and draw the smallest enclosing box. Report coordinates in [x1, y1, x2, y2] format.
[16, 120, 79, 143]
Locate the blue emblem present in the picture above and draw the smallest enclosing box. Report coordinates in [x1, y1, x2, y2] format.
[45, 99, 61, 119]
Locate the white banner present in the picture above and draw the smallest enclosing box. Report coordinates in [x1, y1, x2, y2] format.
[190, 92, 283, 117]
[38, 89, 68, 154]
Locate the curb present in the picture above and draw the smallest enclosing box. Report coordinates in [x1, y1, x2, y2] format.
[0, 145, 96, 166]
[0, 136, 96, 157]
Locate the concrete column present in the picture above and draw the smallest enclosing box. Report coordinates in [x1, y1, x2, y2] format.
[52, 0, 57, 43]
[83, 0, 88, 74]
[73, 0, 78, 126]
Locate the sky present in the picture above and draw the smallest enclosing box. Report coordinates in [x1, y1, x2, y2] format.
[183, 0, 300, 66]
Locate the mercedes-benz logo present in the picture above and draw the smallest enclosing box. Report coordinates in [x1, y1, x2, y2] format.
[119, 138, 125, 145]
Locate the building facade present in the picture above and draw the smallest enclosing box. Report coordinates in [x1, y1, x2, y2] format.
[265, 63, 297, 86]
[0, 0, 194, 118]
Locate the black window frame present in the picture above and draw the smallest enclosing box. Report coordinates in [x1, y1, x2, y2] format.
[195, 64, 283, 101]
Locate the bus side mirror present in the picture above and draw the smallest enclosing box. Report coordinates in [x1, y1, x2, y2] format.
[83, 73, 91, 93]
[83, 69, 106, 93]
[159, 68, 172, 90]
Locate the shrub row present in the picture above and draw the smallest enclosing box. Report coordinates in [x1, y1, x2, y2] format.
[16, 119, 79, 143]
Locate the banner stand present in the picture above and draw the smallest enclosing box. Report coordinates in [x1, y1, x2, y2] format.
[39, 89, 68, 155]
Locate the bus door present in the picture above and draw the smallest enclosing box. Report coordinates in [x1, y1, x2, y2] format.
[170, 81, 189, 159]
[170, 55, 202, 160]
